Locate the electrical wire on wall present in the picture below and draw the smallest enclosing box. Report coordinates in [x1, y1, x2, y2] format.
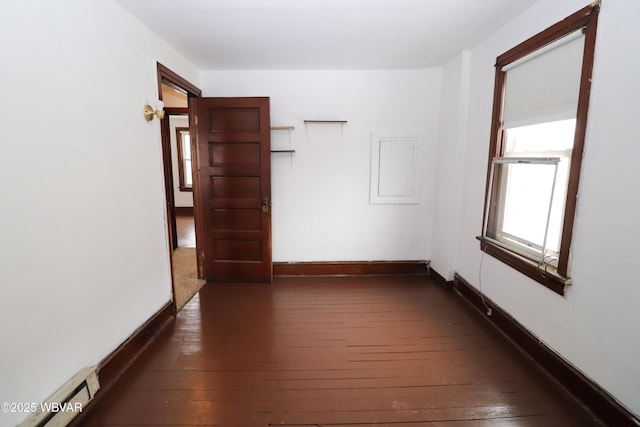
[537, 254, 558, 278]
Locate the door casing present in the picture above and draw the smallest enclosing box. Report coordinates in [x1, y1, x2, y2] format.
[157, 63, 202, 313]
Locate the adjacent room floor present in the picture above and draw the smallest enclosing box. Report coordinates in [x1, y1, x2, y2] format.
[173, 214, 205, 311]
[78, 276, 599, 426]
[176, 214, 196, 249]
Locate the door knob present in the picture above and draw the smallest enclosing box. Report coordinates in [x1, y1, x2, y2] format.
[262, 196, 269, 213]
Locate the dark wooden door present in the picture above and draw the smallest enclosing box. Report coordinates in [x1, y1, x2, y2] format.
[193, 97, 272, 282]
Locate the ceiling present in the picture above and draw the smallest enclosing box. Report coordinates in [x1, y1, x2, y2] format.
[115, 0, 537, 70]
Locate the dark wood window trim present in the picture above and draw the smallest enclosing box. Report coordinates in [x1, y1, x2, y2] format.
[478, 237, 570, 295]
[480, 4, 599, 296]
[175, 126, 193, 192]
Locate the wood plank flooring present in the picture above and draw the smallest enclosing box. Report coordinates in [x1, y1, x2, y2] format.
[79, 276, 600, 426]
[176, 214, 195, 248]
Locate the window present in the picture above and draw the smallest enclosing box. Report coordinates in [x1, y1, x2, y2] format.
[176, 127, 193, 191]
[479, 4, 599, 295]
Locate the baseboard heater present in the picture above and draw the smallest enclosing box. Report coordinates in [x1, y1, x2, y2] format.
[18, 366, 100, 427]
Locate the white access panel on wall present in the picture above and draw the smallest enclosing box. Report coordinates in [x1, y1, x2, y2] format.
[370, 132, 422, 204]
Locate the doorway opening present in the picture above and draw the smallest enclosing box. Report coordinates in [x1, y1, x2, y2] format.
[156, 63, 203, 312]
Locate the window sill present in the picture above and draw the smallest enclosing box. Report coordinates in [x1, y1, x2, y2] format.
[477, 236, 571, 296]
[179, 186, 193, 192]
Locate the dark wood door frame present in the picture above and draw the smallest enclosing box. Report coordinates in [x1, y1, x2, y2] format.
[156, 63, 202, 314]
[162, 107, 189, 252]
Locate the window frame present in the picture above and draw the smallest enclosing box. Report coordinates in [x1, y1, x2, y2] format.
[479, 4, 599, 296]
[487, 156, 562, 260]
[176, 126, 193, 192]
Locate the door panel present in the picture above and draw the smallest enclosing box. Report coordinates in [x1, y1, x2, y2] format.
[211, 177, 261, 198]
[212, 209, 262, 231]
[211, 143, 260, 165]
[194, 97, 272, 282]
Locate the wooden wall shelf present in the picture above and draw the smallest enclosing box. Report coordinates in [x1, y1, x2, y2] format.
[304, 120, 347, 124]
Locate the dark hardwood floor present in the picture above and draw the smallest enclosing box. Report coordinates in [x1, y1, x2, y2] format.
[79, 276, 600, 426]
[176, 214, 195, 248]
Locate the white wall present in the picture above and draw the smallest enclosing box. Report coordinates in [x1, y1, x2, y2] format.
[430, 51, 470, 280]
[0, 1, 198, 425]
[200, 70, 441, 262]
[437, 0, 640, 416]
[169, 115, 194, 208]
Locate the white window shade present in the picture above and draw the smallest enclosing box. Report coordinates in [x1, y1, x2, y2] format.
[503, 31, 585, 128]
